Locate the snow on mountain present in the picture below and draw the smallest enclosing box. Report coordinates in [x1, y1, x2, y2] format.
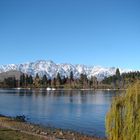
[0, 60, 131, 80]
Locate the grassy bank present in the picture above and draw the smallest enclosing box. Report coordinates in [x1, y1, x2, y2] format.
[0, 127, 46, 140]
[0, 115, 106, 140]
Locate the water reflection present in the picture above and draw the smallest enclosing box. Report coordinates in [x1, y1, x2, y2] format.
[0, 89, 122, 137]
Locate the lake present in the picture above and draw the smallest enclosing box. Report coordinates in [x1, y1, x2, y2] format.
[0, 89, 121, 137]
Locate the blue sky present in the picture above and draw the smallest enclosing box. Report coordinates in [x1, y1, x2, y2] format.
[0, 0, 140, 69]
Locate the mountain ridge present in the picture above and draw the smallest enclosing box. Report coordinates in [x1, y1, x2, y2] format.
[0, 60, 131, 80]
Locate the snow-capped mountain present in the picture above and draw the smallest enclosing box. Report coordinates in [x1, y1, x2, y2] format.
[0, 60, 130, 80]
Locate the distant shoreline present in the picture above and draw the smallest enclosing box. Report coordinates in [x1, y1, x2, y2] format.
[0, 114, 106, 140]
[0, 87, 126, 91]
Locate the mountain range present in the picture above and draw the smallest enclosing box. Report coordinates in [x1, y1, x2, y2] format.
[0, 60, 131, 80]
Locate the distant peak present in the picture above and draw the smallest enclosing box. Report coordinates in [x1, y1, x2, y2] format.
[35, 60, 54, 63]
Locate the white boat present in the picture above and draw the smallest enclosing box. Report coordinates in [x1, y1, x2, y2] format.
[46, 87, 51, 91]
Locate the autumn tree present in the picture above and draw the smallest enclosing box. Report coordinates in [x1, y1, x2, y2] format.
[106, 81, 140, 140]
[34, 73, 40, 88]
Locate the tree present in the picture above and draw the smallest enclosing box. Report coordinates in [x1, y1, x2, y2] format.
[79, 74, 88, 88]
[116, 68, 120, 78]
[106, 81, 140, 140]
[28, 75, 33, 86]
[42, 75, 47, 87]
[25, 74, 29, 87]
[47, 79, 51, 87]
[70, 71, 74, 81]
[51, 78, 56, 87]
[90, 76, 98, 89]
[56, 73, 62, 86]
[20, 74, 26, 87]
[116, 68, 121, 89]
[68, 71, 74, 88]
[61, 76, 67, 85]
[34, 73, 40, 88]
[4, 77, 17, 88]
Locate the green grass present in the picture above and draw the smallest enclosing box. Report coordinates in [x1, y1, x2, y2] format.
[0, 127, 44, 140]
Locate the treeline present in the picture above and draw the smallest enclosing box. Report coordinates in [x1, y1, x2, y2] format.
[0, 72, 100, 89]
[1, 69, 140, 89]
[102, 68, 140, 89]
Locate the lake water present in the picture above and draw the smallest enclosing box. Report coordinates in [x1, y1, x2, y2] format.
[0, 89, 121, 137]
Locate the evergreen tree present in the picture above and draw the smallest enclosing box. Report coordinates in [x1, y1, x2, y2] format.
[25, 74, 29, 87]
[29, 75, 33, 86]
[47, 79, 51, 87]
[4, 77, 17, 88]
[42, 75, 47, 87]
[20, 74, 26, 87]
[69, 71, 74, 88]
[61, 76, 66, 85]
[116, 68, 121, 78]
[56, 73, 62, 86]
[79, 74, 84, 87]
[70, 71, 74, 81]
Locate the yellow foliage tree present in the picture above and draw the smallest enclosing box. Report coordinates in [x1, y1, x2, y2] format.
[106, 81, 140, 140]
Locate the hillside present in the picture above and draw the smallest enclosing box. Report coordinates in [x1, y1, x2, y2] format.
[0, 70, 23, 82]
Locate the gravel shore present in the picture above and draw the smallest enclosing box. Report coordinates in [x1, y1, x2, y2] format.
[0, 115, 106, 140]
